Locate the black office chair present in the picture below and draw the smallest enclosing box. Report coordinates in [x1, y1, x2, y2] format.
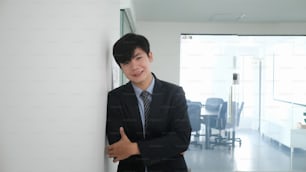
[187, 100, 203, 149]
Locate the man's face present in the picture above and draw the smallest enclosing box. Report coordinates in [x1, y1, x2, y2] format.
[120, 47, 153, 88]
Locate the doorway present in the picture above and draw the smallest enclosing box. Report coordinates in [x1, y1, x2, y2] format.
[180, 34, 262, 130]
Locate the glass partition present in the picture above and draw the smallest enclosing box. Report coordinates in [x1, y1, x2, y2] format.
[112, 9, 135, 88]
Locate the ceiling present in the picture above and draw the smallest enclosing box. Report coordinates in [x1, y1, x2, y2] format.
[131, 0, 306, 23]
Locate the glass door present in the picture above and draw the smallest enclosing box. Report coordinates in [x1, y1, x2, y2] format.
[239, 56, 262, 130]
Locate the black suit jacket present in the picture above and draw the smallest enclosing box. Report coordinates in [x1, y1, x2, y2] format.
[106, 75, 191, 172]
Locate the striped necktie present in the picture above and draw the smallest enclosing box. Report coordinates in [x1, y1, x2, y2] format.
[140, 91, 151, 129]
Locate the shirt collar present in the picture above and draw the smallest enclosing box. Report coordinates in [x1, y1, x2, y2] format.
[132, 76, 155, 97]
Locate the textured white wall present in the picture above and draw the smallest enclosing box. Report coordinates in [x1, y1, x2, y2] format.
[0, 0, 119, 172]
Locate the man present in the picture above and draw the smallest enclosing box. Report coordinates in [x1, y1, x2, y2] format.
[106, 33, 191, 172]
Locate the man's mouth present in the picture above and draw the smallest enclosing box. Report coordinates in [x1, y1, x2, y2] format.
[132, 70, 143, 77]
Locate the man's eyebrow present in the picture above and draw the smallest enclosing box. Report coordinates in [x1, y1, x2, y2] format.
[132, 52, 142, 58]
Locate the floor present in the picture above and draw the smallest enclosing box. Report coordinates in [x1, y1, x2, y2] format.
[185, 129, 306, 172]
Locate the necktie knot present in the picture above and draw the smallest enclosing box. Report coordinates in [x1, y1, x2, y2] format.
[140, 91, 150, 100]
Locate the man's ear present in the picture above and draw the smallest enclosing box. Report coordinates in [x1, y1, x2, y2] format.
[148, 51, 153, 62]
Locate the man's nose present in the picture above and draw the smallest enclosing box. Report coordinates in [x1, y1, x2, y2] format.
[129, 59, 138, 69]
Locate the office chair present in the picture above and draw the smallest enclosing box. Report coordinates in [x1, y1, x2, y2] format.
[211, 101, 244, 149]
[209, 101, 233, 148]
[202, 98, 224, 112]
[187, 100, 203, 149]
[201, 97, 224, 148]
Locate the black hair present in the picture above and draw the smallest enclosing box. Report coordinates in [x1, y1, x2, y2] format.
[112, 33, 150, 66]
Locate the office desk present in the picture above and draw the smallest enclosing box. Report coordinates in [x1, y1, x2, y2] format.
[291, 129, 306, 149]
[290, 129, 306, 168]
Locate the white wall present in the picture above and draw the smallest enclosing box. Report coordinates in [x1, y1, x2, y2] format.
[136, 21, 306, 85]
[0, 1, 119, 172]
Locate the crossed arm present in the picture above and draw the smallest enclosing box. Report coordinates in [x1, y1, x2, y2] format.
[107, 127, 140, 162]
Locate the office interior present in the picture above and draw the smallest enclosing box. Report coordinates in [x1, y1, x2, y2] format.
[1, 0, 306, 172]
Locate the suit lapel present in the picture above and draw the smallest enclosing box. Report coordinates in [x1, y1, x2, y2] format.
[148, 78, 164, 128]
[122, 83, 145, 135]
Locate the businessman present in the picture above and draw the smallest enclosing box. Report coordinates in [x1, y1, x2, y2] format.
[106, 33, 191, 172]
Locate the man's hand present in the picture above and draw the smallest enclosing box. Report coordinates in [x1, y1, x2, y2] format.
[107, 127, 140, 162]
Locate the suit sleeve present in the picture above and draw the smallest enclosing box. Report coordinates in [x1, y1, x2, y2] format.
[106, 92, 123, 145]
[137, 86, 191, 165]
